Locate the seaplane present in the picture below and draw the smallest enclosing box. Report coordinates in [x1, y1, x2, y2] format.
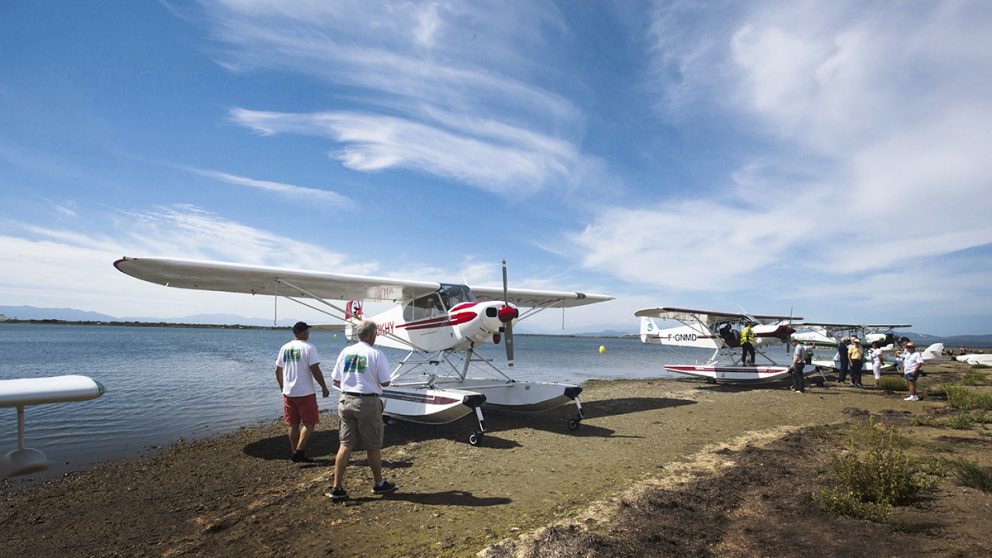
[114, 257, 612, 445]
[1, 375, 105, 478]
[791, 322, 911, 373]
[635, 307, 816, 384]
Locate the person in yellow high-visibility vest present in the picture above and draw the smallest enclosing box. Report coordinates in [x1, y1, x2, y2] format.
[740, 321, 757, 366]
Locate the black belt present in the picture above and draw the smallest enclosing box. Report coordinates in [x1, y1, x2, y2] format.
[343, 392, 378, 397]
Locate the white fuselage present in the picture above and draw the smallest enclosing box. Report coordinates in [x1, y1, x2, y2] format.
[364, 300, 514, 353]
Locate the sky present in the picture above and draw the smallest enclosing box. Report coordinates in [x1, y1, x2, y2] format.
[1, 0, 990, 336]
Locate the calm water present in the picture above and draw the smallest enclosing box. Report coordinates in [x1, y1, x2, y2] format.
[0, 323, 710, 481]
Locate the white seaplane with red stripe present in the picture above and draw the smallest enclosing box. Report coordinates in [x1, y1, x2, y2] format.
[114, 257, 611, 445]
[635, 306, 817, 384]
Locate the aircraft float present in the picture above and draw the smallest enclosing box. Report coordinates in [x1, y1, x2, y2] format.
[114, 257, 612, 445]
[635, 306, 817, 384]
[0, 375, 105, 478]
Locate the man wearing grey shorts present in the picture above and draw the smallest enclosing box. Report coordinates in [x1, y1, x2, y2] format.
[327, 320, 396, 501]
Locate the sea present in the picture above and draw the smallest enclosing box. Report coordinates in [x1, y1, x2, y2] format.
[0, 323, 711, 482]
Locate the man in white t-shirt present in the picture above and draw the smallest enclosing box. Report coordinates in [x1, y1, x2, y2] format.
[326, 320, 395, 501]
[902, 341, 924, 401]
[275, 321, 330, 463]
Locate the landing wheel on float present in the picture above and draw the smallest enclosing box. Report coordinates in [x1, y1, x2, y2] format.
[469, 432, 483, 446]
[567, 418, 581, 431]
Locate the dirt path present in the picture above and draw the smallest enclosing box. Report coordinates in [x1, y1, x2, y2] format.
[2, 368, 988, 557]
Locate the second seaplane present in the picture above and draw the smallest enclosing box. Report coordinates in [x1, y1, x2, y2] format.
[114, 257, 612, 445]
[635, 306, 817, 384]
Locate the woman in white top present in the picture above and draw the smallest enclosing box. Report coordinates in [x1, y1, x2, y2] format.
[869, 341, 885, 387]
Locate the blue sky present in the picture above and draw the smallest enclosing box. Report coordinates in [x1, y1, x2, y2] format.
[1, 1, 990, 336]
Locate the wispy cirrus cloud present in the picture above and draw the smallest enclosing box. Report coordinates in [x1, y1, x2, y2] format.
[576, 0, 992, 307]
[190, 0, 585, 197]
[229, 108, 578, 196]
[188, 167, 352, 207]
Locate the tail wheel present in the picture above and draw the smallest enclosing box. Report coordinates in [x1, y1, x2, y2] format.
[567, 418, 581, 431]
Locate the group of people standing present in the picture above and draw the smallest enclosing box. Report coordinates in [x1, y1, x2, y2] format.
[274, 319, 397, 502]
[791, 334, 924, 399]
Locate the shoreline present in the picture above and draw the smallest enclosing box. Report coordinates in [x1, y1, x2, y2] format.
[3, 365, 991, 557]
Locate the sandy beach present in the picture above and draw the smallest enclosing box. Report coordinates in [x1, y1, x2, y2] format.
[3, 360, 990, 557]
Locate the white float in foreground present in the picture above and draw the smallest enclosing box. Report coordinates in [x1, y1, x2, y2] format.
[0, 375, 105, 479]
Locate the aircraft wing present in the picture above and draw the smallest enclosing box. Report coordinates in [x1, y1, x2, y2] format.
[865, 324, 912, 329]
[114, 257, 440, 303]
[794, 321, 862, 328]
[0, 375, 105, 407]
[635, 306, 800, 326]
[470, 286, 613, 308]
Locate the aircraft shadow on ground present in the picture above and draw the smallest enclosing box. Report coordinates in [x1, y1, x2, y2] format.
[340, 490, 511, 507]
[243, 396, 694, 459]
[483, 396, 697, 439]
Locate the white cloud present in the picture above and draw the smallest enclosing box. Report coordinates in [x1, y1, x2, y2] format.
[583, 0, 992, 305]
[188, 168, 352, 207]
[230, 108, 578, 196]
[0, 205, 377, 318]
[193, 0, 584, 197]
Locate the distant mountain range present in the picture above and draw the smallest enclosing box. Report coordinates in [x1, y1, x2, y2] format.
[2, 305, 991, 346]
[0, 305, 287, 327]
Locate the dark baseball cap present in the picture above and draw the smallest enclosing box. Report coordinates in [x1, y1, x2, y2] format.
[292, 321, 311, 333]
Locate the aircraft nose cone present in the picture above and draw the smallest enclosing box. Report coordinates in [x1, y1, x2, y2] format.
[498, 305, 518, 323]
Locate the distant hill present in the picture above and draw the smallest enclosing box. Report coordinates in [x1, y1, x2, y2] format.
[0, 305, 118, 322]
[0, 305, 288, 327]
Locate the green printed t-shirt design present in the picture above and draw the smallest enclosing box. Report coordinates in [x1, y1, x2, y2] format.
[343, 354, 368, 374]
[282, 348, 301, 363]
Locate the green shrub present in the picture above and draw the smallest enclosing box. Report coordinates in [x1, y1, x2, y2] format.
[814, 420, 932, 522]
[951, 460, 992, 492]
[945, 385, 992, 411]
[879, 376, 909, 392]
[960, 369, 992, 386]
[944, 412, 977, 430]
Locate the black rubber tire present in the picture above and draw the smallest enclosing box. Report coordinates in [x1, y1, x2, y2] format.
[567, 418, 581, 431]
[469, 433, 482, 446]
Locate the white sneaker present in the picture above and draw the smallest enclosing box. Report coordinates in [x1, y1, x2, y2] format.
[903, 395, 914, 400]
[910, 395, 919, 401]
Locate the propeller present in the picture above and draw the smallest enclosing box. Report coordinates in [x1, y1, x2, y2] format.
[499, 259, 518, 367]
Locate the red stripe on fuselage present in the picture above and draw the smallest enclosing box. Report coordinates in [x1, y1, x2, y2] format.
[399, 311, 479, 331]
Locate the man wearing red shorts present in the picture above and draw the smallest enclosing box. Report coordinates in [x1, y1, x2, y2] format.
[275, 321, 330, 462]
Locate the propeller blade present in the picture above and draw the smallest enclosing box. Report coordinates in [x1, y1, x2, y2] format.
[505, 320, 515, 367]
[502, 259, 514, 367]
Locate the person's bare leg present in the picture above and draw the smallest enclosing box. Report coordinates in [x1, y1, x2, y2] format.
[333, 445, 351, 489]
[296, 423, 314, 451]
[288, 424, 300, 453]
[368, 448, 384, 484]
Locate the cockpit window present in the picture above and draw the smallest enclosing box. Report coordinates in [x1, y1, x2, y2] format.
[403, 292, 445, 322]
[439, 284, 474, 308]
[403, 285, 475, 322]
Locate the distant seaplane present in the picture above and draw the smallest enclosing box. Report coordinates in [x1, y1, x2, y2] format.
[114, 257, 612, 445]
[635, 306, 817, 384]
[791, 322, 911, 373]
[1, 375, 105, 478]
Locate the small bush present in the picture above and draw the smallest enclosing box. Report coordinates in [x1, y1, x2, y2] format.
[944, 412, 977, 430]
[951, 460, 992, 493]
[879, 376, 909, 392]
[945, 385, 992, 411]
[814, 420, 932, 522]
[960, 369, 992, 386]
